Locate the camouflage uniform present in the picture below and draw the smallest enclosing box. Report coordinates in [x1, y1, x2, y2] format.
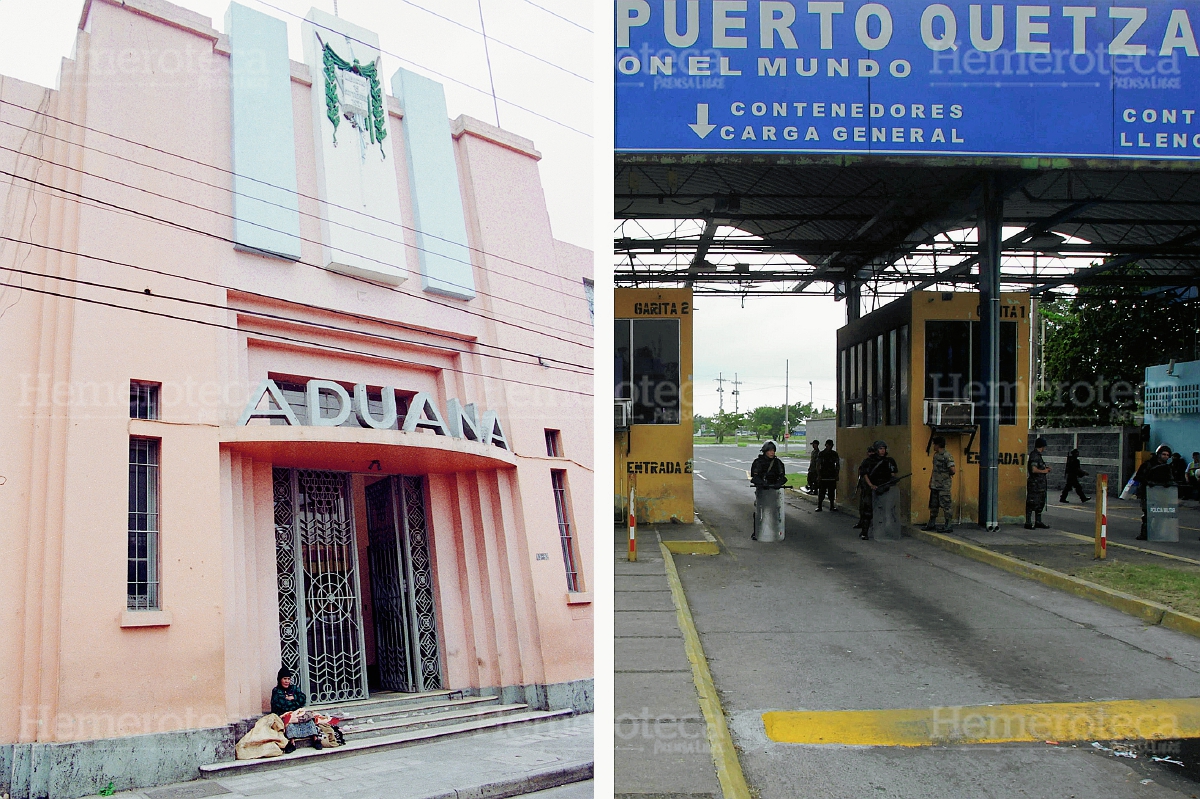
[1026, 447, 1049, 523]
[925, 449, 955, 530]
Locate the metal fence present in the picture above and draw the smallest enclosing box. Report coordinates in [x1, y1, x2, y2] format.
[1030, 426, 1142, 497]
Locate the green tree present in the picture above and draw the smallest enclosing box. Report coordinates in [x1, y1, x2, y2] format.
[693, 414, 710, 435]
[1037, 276, 1200, 427]
[711, 410, 744, 444]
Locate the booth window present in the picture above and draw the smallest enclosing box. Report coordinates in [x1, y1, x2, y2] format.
[838, 325, 908, 427]
[128, 437, 161, 610]
[615, 318, 681, 424]
[551, 470, 581, 592]
[924, 321, 1018, 424]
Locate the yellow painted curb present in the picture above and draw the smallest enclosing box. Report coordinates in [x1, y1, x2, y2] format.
[659, 543, 752, 799]
[763, 697, 1200, 746]
[1162, 609, 1200, 638]
[663, 540, 721, 556]
[908, 527, 1172, 627]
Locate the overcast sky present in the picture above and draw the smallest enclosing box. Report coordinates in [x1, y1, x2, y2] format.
[0, 0, 593, 249]
[692, 294, 844, 419]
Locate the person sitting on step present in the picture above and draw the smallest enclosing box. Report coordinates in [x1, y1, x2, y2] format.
[272, 668, 323, 752]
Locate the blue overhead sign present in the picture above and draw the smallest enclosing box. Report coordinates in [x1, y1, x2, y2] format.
[615, 1, 1200, 158]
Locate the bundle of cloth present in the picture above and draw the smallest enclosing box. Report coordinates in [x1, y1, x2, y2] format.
[281, 709, 345, 751]
[235, 714, 287, 760]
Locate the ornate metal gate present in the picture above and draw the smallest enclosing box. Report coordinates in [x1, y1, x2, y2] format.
[363, 475, 442, 693]
[272, 468, 369, 704]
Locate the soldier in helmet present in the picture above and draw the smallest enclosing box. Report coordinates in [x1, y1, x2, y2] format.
[854, 443, 878, 532]
[1134, 443, 1175, 540]
[750, 440, 787, 541]
[1025, 437, 1052, 529]
[860, 440, 898, 541]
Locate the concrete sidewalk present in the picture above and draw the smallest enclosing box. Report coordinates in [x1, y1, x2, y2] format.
[88, 715, 592, 799]
[614, 528, 721, 799]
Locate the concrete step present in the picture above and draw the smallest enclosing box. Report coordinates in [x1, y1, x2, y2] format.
[200, 709, 575, 778]
[327, 694, 498, 725]
[336, 695, 499, 724]
[310, 689, 456, 717]
[343, 701, 532, 738]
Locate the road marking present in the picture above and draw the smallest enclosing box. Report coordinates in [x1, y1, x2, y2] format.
[696, 472, 708, 480]
[661, 543, 751, 799]
[695, 456, 752, 472]
[763, 698, 1200, 746]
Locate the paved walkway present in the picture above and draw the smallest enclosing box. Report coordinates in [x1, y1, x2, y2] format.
[92, 715, 592, 799]
[614, 529, 722, 799]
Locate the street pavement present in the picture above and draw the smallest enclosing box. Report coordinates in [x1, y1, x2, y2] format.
[91, 715, 592, 799]
[677, 445, 1200, 798]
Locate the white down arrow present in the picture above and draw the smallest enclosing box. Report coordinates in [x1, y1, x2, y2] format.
[689, 103, 716, 138]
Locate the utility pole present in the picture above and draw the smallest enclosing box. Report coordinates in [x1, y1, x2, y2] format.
[732, 373, 741, 414]
[784, 360, 789, 453]
[716, 373, 726, 414]
[809, 381, 813, 409]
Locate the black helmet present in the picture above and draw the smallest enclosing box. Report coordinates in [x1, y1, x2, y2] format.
[1034, 437, 1047, 448]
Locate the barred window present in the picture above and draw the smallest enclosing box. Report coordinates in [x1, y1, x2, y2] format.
[130, 381, 160, 420]
[545, 429, 563, 457]
[551, 470, 580, 592]
[128, 438, 160, 609]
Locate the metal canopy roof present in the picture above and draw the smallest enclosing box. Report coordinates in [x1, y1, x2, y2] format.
[615, 154, 1200, 299]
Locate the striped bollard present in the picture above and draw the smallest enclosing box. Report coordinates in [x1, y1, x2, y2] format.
[1095, 473, 1108, 559]
[628, 475, 637, 562]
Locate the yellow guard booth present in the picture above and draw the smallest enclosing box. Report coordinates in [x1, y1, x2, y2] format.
[615, 288, 695, 524]
[836, 291, 1032, 526]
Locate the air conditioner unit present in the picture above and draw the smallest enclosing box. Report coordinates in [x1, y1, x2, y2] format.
[615, 399, 632, 430]
[924, 399, 974, 426]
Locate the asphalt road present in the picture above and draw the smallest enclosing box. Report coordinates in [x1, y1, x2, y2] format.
[683, 445, 1200, 799]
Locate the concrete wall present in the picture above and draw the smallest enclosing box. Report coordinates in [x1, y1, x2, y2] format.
[806, 417, 837, 450]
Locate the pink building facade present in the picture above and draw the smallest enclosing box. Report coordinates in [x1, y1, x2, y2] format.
[0, 1, 593, 795]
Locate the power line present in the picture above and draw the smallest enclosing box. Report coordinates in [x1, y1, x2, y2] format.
[0, 141, 589, 315]
[6, 282, 592, 397]
[0, 242, 590, 373]
[0, 97, 584, 287]
[514, 0, 591, 32]
[247, 0, 590, 137]
[390, 0, 590, 83]
[0, 117, 590, 314]
[0, 165, 593, 349]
